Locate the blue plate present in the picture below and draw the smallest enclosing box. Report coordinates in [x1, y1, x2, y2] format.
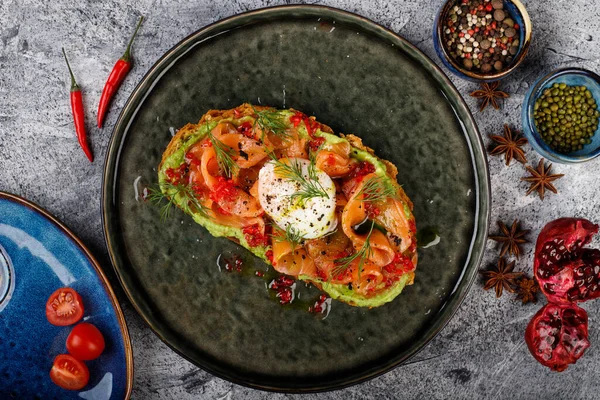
[0, 192, 133, 399]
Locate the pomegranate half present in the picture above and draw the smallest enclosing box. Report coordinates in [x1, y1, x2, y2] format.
[525, 302, 590, 372]
[534, 218, 600, 304]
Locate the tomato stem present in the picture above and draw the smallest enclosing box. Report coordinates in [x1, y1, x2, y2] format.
[62, 47, 79, 92]
[121, 16, 144, 62]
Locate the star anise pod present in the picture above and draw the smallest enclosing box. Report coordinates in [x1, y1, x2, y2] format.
[480, 257, 523, 298]
[515, 277, 539, 305]
[521, 159, 564, 200]
[489, 219, 529, 259]
[469, 81, 510, 111]
[489, 125, 528, 165]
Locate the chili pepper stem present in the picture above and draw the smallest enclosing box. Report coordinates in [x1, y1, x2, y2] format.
[121, 16, 144, 62]
[62, 47, 79, 91]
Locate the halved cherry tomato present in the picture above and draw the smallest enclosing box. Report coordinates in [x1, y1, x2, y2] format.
[66, 322, 106, 361]
[45, 288, 84, 326]
[49, 354, 89, 390]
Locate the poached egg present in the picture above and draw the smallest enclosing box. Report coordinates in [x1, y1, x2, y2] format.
[257, 158, 337, 239]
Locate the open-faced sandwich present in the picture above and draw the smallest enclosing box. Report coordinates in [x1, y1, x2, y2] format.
[157, 103, 417, 307]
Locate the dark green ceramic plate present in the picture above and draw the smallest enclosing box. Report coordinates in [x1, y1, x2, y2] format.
[102, 5, 490, 392]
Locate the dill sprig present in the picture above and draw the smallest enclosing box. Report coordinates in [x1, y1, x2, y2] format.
[208, 132, 239, 178]
[308, 142, 322, 164]
[357, 175, 396, 204]
[332, 221, 375, 278]
[266, 150, 329, 204]
[273, 223, 305, 251]
[251, 106, 291, 139]
[147, 181, 210, 222]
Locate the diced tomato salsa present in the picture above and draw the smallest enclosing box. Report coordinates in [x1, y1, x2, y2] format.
[290, 111, 304, 127]
[304, 117, 320, 137]
[383, 253, 415, 275]
[164, 164, 187, 184]
[349, 161, 375, 178]
[242, 224, 269, 247]
[209, 177, 237, 203]
[307, 137, 325, 152]
[237, 121, 254, 138]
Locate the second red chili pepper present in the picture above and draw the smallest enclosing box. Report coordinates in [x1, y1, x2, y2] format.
[97, 16, 144, 128]
[62, 48, 93, 162]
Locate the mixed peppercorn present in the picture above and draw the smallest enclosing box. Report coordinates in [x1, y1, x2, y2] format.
[443, 0, 520, 73]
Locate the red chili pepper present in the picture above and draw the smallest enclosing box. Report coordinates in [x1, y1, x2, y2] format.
[97, 16, 144, 128]
[62, 48, 93, 162]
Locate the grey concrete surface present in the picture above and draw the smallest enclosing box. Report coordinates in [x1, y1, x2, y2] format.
[2, 0, 600, 398]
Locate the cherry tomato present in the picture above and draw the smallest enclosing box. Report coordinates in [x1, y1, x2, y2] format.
[45, 288, 84, 326]
[66, 322, 106, 361]
[49, 354, 89, 391]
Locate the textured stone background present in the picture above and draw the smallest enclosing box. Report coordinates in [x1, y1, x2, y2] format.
[1, 0, 600, 398]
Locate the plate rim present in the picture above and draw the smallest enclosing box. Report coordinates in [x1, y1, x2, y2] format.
[0, 191, 134, 399]
[101, 4, 490, 393]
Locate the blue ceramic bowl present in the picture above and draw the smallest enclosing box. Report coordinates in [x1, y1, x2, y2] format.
[433, 0, 532, 82]
[522, 68, 600, 164]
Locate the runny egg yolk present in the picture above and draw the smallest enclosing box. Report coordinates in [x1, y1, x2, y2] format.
[257, 158, 338, 240]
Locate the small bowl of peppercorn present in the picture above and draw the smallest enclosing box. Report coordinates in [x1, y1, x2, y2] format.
[522, 68, 600, 164]
[434, 0, 532, 81]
